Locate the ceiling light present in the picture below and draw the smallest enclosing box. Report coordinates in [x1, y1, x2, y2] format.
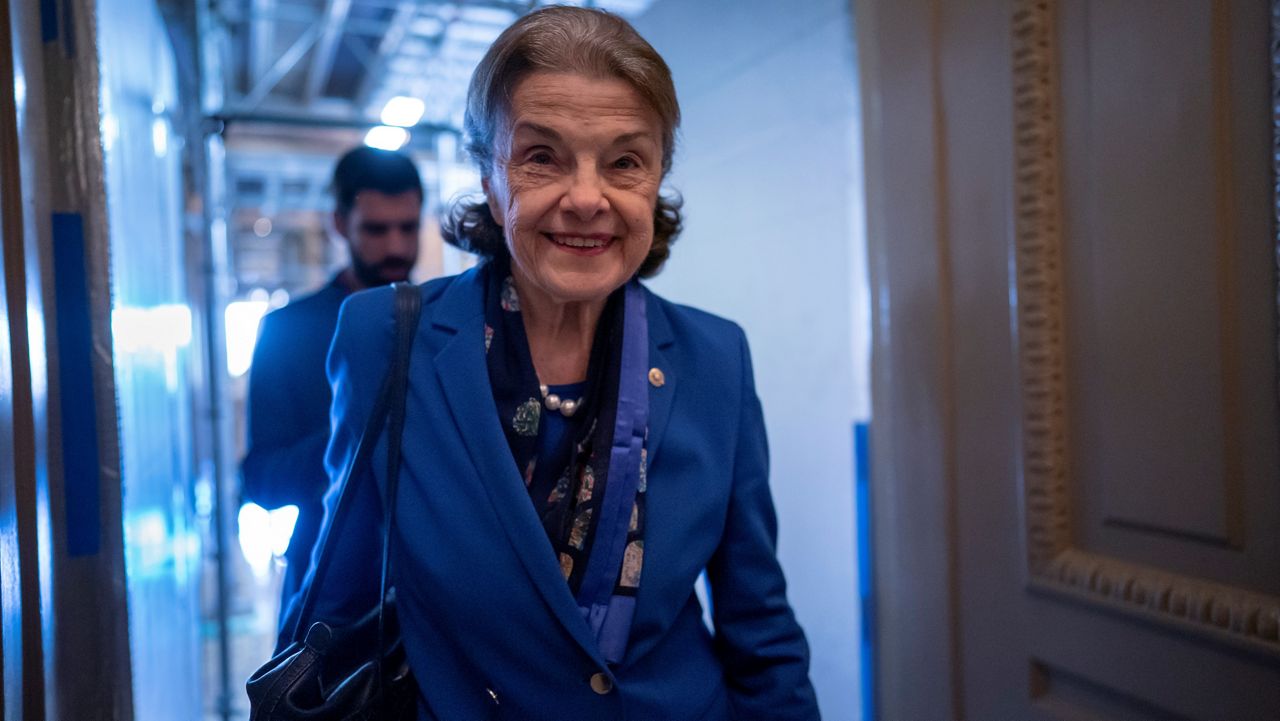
[365, 125, 410, 151]
[380, 96, 425, 127]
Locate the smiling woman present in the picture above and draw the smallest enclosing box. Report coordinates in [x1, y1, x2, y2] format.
[261, 6, 820, 721]
[489, 74, 662, 300]
[484, 72, 666, 383]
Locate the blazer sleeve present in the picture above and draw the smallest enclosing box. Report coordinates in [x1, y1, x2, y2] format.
[705, 328, 820, 719]
[240, 312, 330, 510]
[277, 289, 396, 648]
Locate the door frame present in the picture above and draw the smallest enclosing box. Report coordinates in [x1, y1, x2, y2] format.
[855, 0, 961, 717]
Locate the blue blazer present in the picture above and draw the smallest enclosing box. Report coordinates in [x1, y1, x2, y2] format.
[291, 264, 819, 720]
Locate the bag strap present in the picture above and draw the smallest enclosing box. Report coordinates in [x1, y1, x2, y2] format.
[380, 280, 419, 603]
[288, 282, 422, 643]
[375, 283, 418, 690]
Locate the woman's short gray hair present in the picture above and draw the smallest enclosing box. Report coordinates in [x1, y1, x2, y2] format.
[441, 6, 683, 278]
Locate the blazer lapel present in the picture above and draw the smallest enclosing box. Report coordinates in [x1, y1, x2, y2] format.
[622, 291, 681, 664]
[642, 289, 677, 473]
[426, 268, 605, 664]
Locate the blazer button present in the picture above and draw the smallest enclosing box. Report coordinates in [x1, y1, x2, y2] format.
[589, 672, 614, 695]
[648, 367, 665, 387]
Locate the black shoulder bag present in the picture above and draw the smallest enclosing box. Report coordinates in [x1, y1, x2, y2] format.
[247, 282, 422, 720]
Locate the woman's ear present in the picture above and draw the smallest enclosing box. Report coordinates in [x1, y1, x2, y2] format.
[482, 177, 505, 227]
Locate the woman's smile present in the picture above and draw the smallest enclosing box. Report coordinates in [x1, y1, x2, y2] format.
[544, 232, 615, 255]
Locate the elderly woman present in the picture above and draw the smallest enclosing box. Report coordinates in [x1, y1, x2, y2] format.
[291, 6, 818, 719]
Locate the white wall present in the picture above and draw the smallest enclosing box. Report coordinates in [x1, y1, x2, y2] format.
[632, 1, 868, 718]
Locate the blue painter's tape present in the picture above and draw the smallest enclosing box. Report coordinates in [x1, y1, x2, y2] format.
[853, 421, 876, 721]
[52, 212, 100, 557]
[40, 0, 58, 42]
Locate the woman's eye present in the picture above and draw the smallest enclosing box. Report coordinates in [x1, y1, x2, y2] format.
[613, 156, 639, 170]
[529, 151, 554, 165]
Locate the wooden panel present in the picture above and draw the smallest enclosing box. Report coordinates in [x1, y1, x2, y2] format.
[1012, 0, 1280, 656]
[1060, 0, 1246, 547]
[1067, 0, 1280, 591]
[1057, 0, 1280, 584]
[866, 0, 1280, 716]
[1029, 592, 1280, 718]
[1030, 660, 1193, 721]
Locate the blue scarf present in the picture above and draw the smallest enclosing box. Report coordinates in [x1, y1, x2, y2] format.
[483, 259, 648, 664]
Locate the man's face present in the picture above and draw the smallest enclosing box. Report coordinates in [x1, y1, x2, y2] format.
[334, 189, 422, 287]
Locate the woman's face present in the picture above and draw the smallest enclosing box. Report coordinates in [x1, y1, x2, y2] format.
[484, 71, 664, 307]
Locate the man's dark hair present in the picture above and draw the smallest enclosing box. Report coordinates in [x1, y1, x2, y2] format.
[331, 146, 424, 216]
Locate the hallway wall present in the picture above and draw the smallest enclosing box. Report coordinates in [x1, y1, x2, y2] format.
[632, 2, 868, 718]
[5, 0, 137, 716]
[99, 0, 204, 717]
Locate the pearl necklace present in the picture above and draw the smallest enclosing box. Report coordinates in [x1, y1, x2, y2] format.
[539, 384, 583, 417]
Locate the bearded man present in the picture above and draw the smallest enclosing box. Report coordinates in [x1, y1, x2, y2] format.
[240, 146, 423, 623]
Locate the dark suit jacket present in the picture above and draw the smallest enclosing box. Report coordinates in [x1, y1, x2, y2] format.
[291, 264, 819, 720]
[241, 276, 349, 606]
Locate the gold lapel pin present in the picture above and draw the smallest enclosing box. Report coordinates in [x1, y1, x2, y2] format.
[648, 367, 665, 387]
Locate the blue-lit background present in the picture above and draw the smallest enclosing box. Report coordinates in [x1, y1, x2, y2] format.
[99, 2, 202, 717]
[92, 1, 871, 718]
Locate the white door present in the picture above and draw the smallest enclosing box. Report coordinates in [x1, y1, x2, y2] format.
[859, 0, 1280, 717]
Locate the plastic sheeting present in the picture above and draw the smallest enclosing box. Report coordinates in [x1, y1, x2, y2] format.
[98, 1, 203, 718]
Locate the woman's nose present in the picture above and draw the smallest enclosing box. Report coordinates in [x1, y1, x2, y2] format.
[561, 167, 609, 220]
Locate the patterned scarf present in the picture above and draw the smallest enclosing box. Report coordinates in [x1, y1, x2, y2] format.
[483, 259, 646, 662]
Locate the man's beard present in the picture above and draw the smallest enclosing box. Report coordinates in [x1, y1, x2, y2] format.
[352, 256, 414, 287]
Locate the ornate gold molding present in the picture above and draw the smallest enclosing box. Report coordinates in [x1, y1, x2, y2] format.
[1011, 0, 1280, 654]
[1012, 0, 1073, 572]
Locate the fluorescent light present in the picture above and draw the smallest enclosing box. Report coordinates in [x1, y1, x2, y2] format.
[364, 125, 409, 151]
[224, 299, 270, 377]
[268, 505, 299, 557]
[237, 502, 272, 578]
[112, 304, 193, 354]
[237, 503, 299, 579]
[124, 509, 172, 580]
[151, 117, 168, 156]
[380, 96, 425, 127]
[102, 113, 119, 152]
